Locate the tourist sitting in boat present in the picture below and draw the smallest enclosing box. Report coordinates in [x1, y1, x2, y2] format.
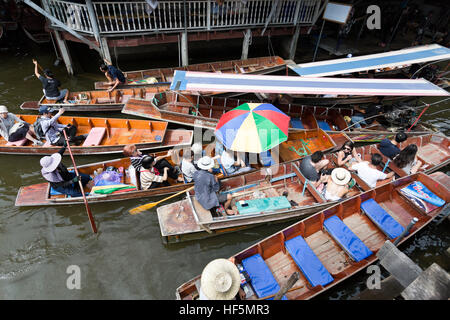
[299, 151, 330, 187]
[379, 132, 407, 159]
[0, 105, 42, 145]
[139, 155, 171, 189]
[181, 152, 197, 183]
[350, 104, 383, 129]
[39, 106, 87, 146]
[123, 144, 182, 181]
[33, 59, 69, 103]
[193, 156, 235, 216]
[40, 143, 92, 197]
[322, 168, 354, 201]
[336, 141, 360, 167]
[393, 144, 423, 174]
[349, 153, 394, 188]
[221, 148, 252, 175]
[100, 58, 126, 92]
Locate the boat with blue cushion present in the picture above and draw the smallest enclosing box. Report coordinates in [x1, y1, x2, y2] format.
[175, 172, 449, 300]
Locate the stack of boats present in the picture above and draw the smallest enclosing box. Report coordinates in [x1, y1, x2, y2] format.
[10, 45, 450, 300]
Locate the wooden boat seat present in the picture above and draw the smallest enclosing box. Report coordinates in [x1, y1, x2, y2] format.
[96, 97, 114, 104]
[360, 199, 405, 239]
[285, 235, 334, 287]
[6, 138, 28, 146]
[323, 216, 373, 262]
[290, 118, 304, 129]
[241, 254, 287, 300]
[82, 127, 106, 147]
[236, 196, 291, 215]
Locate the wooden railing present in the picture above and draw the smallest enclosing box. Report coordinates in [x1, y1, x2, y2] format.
[43, 0, 320, 35]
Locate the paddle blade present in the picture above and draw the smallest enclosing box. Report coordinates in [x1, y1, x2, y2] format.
[129, 202, 157, 215]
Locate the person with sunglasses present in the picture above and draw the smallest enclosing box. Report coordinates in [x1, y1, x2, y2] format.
[336, 141, 361, 167]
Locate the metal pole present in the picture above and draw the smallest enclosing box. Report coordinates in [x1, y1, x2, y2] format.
[393, 217, 418, 246]
[312, 19, 325, 62]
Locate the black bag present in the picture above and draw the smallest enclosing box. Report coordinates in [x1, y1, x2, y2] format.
[33, 117, 49, 140]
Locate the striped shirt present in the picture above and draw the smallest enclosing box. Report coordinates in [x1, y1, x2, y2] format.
[140, 168, 164, 189]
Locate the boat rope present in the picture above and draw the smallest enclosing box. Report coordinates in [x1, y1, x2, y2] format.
[340, 97, 450, 132]
[409, 58, 450, 79]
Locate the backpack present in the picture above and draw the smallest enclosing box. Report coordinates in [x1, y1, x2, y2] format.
[33, 117, 49, 140]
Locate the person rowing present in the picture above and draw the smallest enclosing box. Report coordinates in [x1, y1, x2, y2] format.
[99, 58, 126, 92]
[33, 59, 69, 103]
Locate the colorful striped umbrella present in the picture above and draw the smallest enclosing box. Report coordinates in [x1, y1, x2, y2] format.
[215, 103, 290, 153]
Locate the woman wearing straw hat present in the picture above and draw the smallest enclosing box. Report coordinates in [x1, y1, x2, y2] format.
[40, 144, 93, 197]
[193, 156, 235, 216]
[199, 258, 243, 300]
[322, 168, 354, 201]
[0, 105, 42, 146]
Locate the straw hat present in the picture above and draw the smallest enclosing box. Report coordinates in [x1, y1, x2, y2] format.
[197, 156, 215, 170]
[40, 153, 62, 173]
[200, 259, 241, 300]
[331, 168, 351, 186]
[0, 105, 8, 113]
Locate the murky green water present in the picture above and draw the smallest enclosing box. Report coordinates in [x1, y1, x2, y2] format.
[0, 42, 448, 300]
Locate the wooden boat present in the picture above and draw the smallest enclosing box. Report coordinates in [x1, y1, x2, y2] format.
[122, 93, 433, 140]
[0, 114, 193, 155]
[157, 158, 367, 244]
[15, 127, 343, 207]
[94, 56, 289, 90]
[19, 85, 169, 112]
[175, 172, 450, 300]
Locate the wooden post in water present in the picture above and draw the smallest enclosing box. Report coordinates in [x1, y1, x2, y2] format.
[274, 272, 300, 300]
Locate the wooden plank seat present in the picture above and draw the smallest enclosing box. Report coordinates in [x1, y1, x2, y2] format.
[6, 138, 28, 146]
[241, 254, 287, 300]
[285, 235, 334, 287]
[323, 216, 373, 262]
[82, 127, 106, 147]
[290, 118, 304, 129]
[236, 196, 291, 215]
[360, 199, 405, 239]
[316, 120, 332, 131]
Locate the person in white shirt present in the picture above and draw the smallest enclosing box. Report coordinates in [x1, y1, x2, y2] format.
[220, 149, 252, 175]
[349, 153, 394, 188]
[181, 153, 197, 182]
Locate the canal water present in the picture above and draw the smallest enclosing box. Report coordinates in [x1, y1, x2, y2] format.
[0, 41, 448, 300]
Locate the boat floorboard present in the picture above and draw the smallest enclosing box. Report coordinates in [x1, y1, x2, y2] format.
[343, 213, 386, 252]
[418, 144, 450, 166]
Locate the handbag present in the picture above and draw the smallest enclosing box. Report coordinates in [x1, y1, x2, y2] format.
[9, 122, 25, 135]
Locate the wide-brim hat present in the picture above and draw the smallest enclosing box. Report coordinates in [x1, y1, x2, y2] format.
[0, 105, 8, 113]
[197, 156, 215, 170]
[331, 168, 351, 186]
[200, 258, 241, 300]
[40, 153, 62, 173]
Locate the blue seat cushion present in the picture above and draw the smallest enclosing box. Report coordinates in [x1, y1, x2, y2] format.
[50, 186, 64, 196]
[361, 199, 405, 239]
[317, 120, 332, 131]
[290, 118, 304, 129]
[285, 235, 334, 287]
[260, 150, 275, 167]
[324, 216, 373, 262]
[242, 254, 287, 300]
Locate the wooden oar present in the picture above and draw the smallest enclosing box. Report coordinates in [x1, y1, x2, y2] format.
[129, 186, 194, 215]
[62, 130, 98, 233]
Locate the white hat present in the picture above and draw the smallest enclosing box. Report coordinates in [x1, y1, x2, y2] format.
[331, 168, 351, 186]
[0, 105, 8, 113]
[197, 156, 215, 170]
[191, 142, 203, 154]
[200, 259, 241, 300]
[40, 153, 62, 173]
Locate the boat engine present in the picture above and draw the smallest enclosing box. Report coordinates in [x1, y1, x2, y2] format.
[383, 104, 417, 129]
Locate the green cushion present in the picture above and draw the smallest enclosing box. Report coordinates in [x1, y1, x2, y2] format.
[236, 196, 291, 215]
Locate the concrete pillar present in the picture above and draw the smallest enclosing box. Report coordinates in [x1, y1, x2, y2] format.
[181, 32, 189, 66]
[54, 31, 74, 76]
[288, 25, 301, 61]
[241, 29, 252, 60]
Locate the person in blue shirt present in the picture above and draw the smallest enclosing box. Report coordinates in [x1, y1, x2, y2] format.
[99, 58, 126, 92]
[378, 132, 407, 159]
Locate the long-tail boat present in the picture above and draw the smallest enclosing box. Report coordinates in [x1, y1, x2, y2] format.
[94, 56, 289, 90]
[0, 114, 193, 155]
[122, 93, 433, 140]
[175, 172, 450, 300]
[15, 128, 343, 207]
[19, 84, 170, 112]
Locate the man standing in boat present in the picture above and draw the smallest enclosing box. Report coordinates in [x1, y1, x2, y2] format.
[99, 58, 126, 92]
